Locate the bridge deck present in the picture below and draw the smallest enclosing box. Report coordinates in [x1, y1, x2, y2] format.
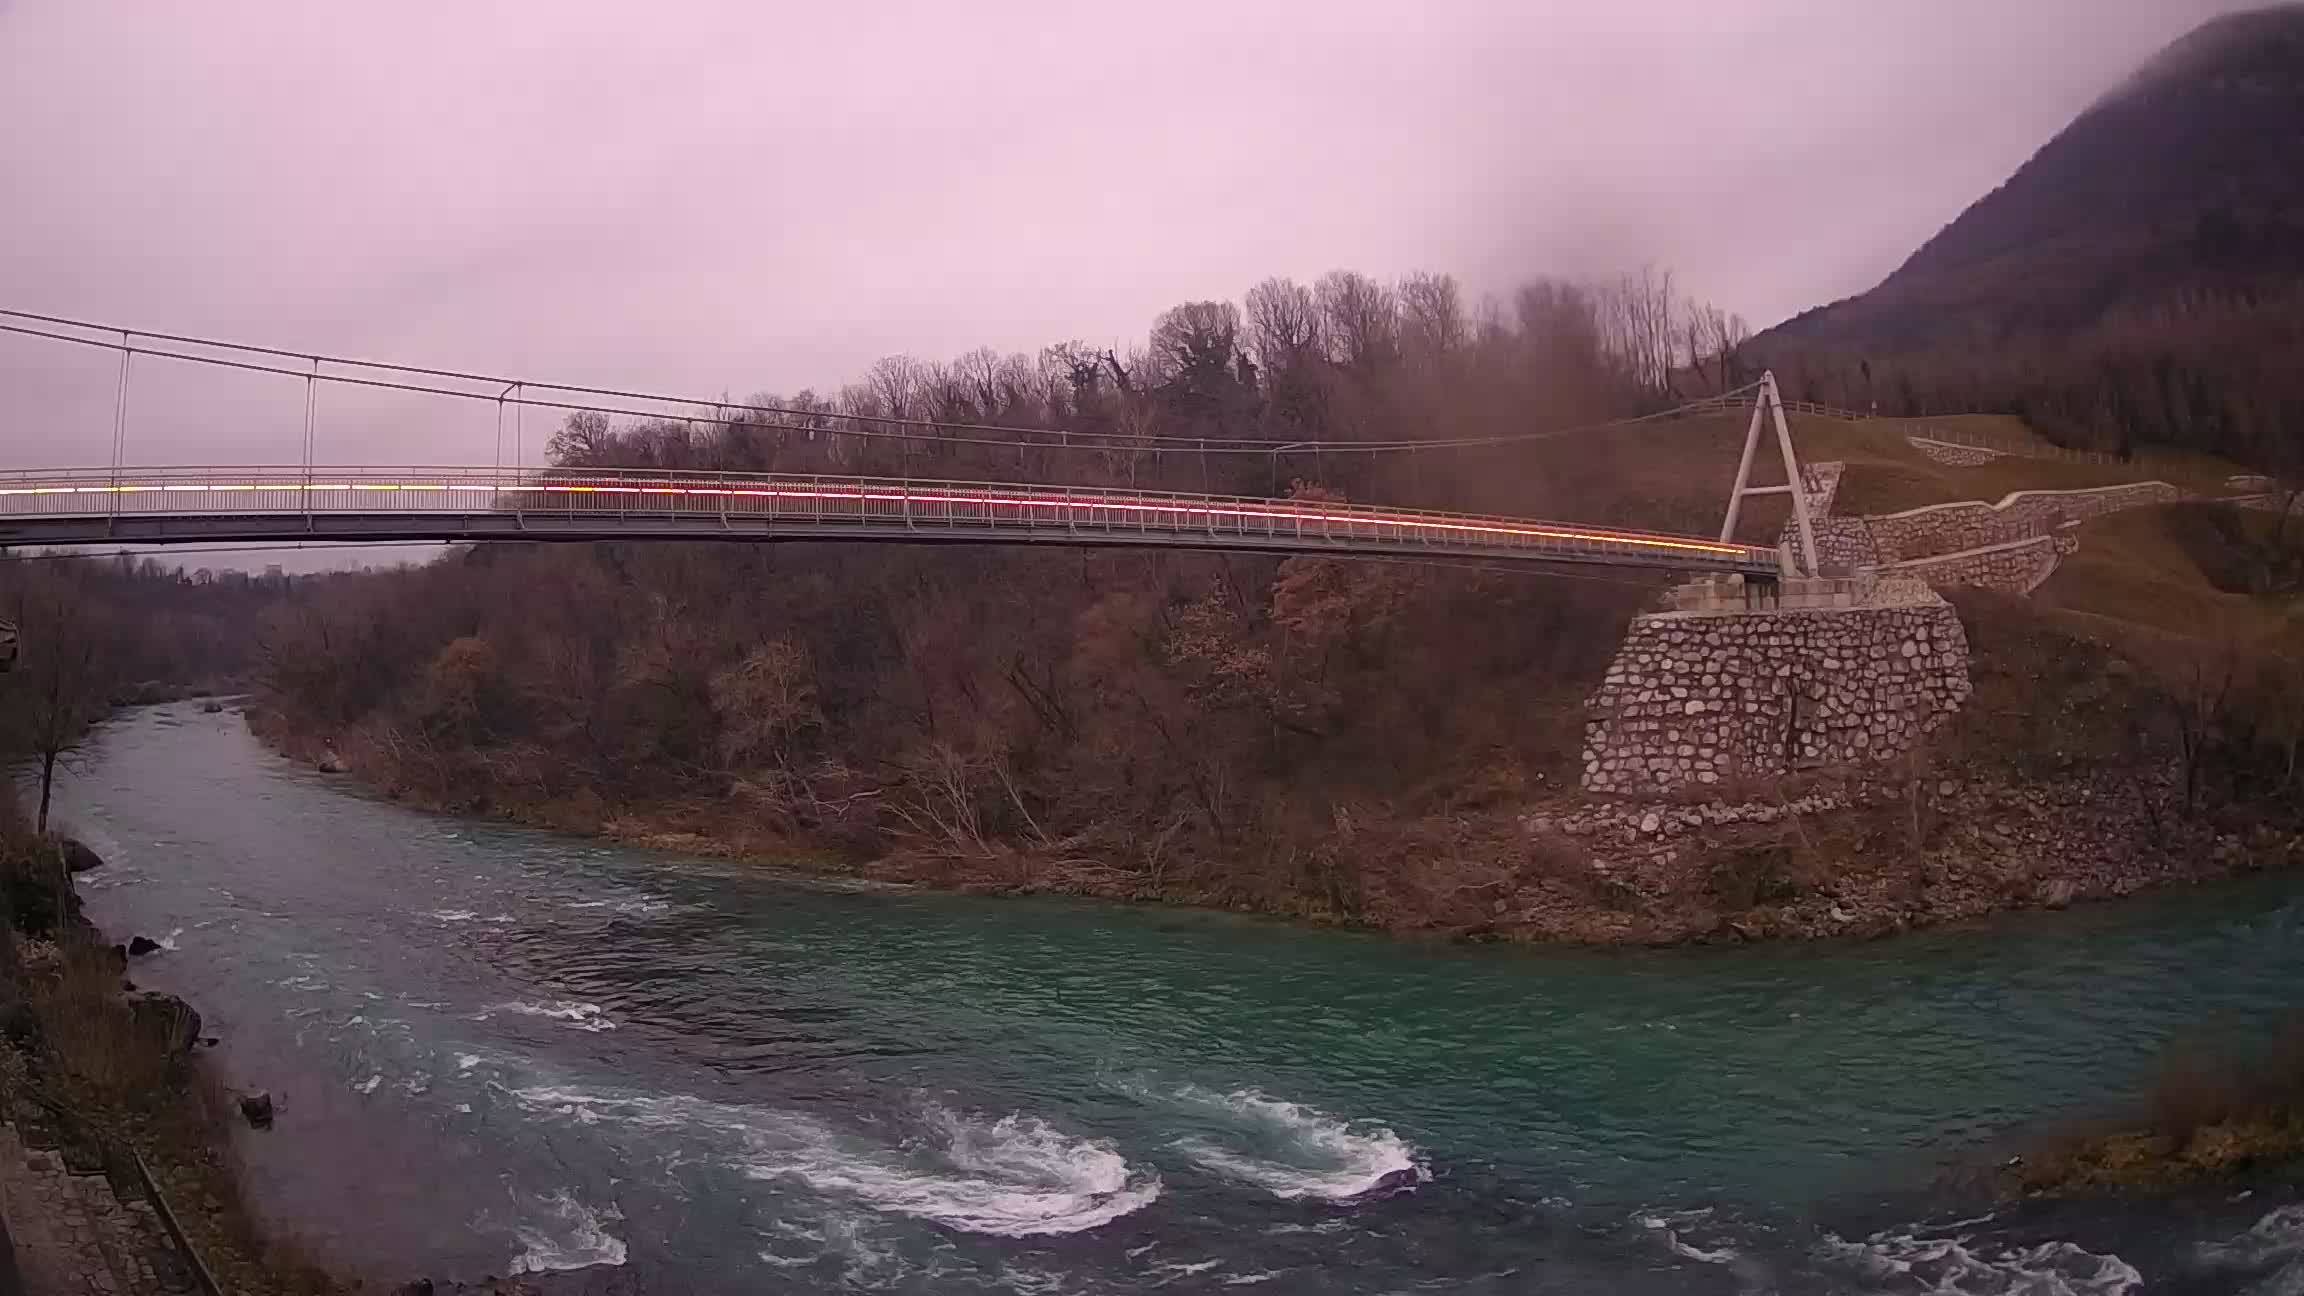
[0, 467, 1779, 575]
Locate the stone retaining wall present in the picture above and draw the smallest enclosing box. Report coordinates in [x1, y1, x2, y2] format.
[1775, 463, 1881, 569]
[1908, 437, 2007, 467]
[1879, 531, 2080, 596]
[1810, 518, 1881, 568]
[1581, 597, 1971, 796]
[1864, 482, 2183, 561]
[1800, 461, 1842, 517]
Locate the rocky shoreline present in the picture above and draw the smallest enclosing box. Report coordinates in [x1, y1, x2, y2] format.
[1510, 764, 2300, 942]
[255, 712, 2304, 949]
[1, 830, 624, 1296]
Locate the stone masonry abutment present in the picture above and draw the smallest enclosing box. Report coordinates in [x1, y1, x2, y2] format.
[1581, 581, 1971, 796]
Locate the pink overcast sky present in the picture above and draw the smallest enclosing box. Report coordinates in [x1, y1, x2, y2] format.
[0, 0, 2262, 476]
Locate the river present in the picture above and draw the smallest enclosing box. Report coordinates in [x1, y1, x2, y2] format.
[44, 701, 2304, 1294]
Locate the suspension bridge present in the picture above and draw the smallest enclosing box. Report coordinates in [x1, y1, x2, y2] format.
[0, 310, 1824, 578]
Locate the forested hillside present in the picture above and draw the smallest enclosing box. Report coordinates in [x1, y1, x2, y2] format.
[1752, 5, 2304, 467]
[251, 268, 1761, 928]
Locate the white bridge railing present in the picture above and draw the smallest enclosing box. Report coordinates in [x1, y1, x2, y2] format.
[0, 465, 1779, 573]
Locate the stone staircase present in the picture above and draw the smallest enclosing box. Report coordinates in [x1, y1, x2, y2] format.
[0, 1100, 195, 1296]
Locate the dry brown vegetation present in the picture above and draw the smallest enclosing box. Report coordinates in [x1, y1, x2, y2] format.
[250, 266, 1796, 929]
[2002, 1026, 2304, 1196]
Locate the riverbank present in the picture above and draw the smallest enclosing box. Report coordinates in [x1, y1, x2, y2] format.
[0, 825, 341, 1296]
[248, 714, 2304, 949]
[0, 824, 577, 1296]
[1988, 1027, 2304, 1199]
[247, 588, 2304, 946]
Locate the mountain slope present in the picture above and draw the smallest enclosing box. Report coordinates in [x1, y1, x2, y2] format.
[1750, 5, 2304, 463]
[1764, 4, 2304, 353]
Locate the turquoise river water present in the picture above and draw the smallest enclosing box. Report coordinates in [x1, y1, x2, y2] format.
[47, 701, 2304, 1294]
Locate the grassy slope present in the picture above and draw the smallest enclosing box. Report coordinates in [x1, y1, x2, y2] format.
[2035, 506, 2304, 663]
[1540, 411, 2247, 543]
[1557, 408, 2292, 662]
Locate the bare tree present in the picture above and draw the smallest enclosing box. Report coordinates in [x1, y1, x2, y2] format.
[1148, 300, 1246, 395]
[1594, 265, 1680, 397]
[1717, 309, 1752, 389]
[4, 573, 115, 835]
[864, 355, 930, 423]
[1514, 278, 1605, 376]
[709, 639, 822, 779]
[2172, 630, 2244, 813]
[546, 410, 617, 466]
[1397, 271, 1469, 366]
[1244, 278, 1325, 435]
[1040, 341, 1110, 414]
[1244, 278, 1320, 374]
[1676, 301, 1753, 395]
[1315, 270, 1399, 374]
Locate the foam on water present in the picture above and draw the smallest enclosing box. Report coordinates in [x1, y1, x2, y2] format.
[750, 1103, 1161, 1238]
[564, 897, 673, 916]
[2200, 1205, 2304, 1294]
[755, 1210, 916, 1285]
[2249, 1264, 2304, 1296]
[1169, 1086, 1427, 1202]
[508, 1190, 628, 1275]
[995, 1266, 1089, 1296]
[428, 909, 478, 923]
[2204, 1204, 2304, 1269]
[509, 1084, 1158, 1239]
[1144, 1257, 1223, 1284]
[1639, 1209, 1741, 1265]
[1818, 1228, 2141, 1295]
[480, 1001, 618, 1032]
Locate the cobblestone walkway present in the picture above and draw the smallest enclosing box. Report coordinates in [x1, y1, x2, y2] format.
[0, 1118, 191, 1296]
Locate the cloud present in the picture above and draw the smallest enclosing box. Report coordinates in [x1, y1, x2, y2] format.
[0, 0, 2258, 486]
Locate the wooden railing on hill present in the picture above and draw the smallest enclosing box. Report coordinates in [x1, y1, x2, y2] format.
[1905, 424, 2124, 465]
[1673, 392, 1874, 421]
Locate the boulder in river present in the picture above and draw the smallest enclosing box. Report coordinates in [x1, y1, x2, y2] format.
[123, 990, 202, 1055]
[239, 1091, 275, 1129]
[127, 935, 163, 957]
[1346, 1166, 1428, 1203]
[59, 838, 104, 874]
[317, 749, 347, 774]
[202, 701, 225, 714]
